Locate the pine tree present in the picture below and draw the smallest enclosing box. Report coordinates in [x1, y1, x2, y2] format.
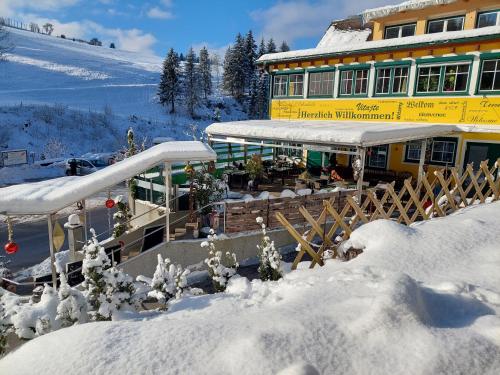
[199, 46, 212, 101]
[184, 47, 200, 118]
[158, 48, 180, 113]
[280, 41, 290, 52]
[56, 272, 88, 327]
[110, 42, 116, 49]
[248, 74, 258, 119]
[244, 30, 257, 91]
[113, 195, 131, 238]
[266, 38, 277, 54]
[256, 217, 283, 281]
[203, 230, 238, 292]
[258, 38, 266, 58]
[222, 34, 246, 101]
[256, 72, 270, 119]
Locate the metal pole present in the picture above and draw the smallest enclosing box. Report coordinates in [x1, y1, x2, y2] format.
[164, 162, 171, 242]
[82, 199, 87, 242]
[418, 139, 427, 187]
[357, 147, 366, 202]
[47, 214, 58, 288]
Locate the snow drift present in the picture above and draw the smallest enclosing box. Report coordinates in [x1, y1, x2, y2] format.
[1, 202, 500, 374]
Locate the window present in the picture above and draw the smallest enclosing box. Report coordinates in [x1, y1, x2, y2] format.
[273, 75, 287, 97]
[477, 10, 500, 28]
[404, 138, 458, 165]
[366, 145, 388, 169]
[375, 65, 409, 95]
[427, 16, 464, 33]
[384, 23, 416, 39]
[340, 68, 369, 96]
[478, 59, 500, 92]
[288, 74, 304, 96]
[308, 71, 334, 97]
[416, 62, 471, 94]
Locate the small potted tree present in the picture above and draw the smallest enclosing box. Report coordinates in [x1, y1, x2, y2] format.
[245, 154, 264, 190]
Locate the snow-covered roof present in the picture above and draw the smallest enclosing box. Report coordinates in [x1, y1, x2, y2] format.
[258, 26, 500, 63]
[0, 141, 216, 215]
[362, 0, 458, 23]
[316, 26, 371, 49]
[206, 120, 457, 148]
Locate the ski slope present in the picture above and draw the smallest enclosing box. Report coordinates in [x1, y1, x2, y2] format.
[0, 27, 162, 117]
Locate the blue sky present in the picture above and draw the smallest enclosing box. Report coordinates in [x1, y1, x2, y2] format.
[1, 0, 400, 57]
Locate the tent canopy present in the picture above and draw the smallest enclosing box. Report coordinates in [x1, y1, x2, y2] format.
[206, 120, 458, 148]
[0, 141, 216, 215]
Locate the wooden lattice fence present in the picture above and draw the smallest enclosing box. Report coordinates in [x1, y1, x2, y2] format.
[276, 159, 500, 270]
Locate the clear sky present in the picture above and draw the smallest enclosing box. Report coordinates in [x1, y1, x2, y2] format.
[1, 0, 401, 57]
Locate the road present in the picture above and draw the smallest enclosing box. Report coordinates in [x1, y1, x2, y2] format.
[1, 207, 116, 273]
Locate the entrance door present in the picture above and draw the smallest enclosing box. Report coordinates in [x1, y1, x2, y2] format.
[464, 142, 500, 171]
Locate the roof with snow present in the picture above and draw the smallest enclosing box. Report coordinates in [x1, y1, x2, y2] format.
[362, 0, 458, 23]
[206, 120, 458, 148]
[0, 141, 216, 215]
[258, 26, 500, 64]
[316, 26, 372, 49]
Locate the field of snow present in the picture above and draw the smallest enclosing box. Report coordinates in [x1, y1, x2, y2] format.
[1, 202, 499, 374]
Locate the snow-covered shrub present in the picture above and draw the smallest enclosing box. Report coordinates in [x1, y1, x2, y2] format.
[0, 255, 11, 279]
[113, 195, 131, 238]
[189, 170, 224, 214]
[43, 137, 68, 158]
[0, 289, 12, 356]
[256, 217, 282, 281]
[203, 230, 238, 292]
[148, 254, 190, 310]
[56, 272, 88, 327]
[101, 267, 137, 318]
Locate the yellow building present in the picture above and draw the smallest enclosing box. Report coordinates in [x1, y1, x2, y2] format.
[256, 0, 500, 177]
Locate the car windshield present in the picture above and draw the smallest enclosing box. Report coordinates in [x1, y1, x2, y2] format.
[89, 159, 107, 167]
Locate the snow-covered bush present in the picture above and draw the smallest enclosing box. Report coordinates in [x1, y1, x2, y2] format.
[113, 195, 131, 238]
[203, 230, 238, 292]
[56, 272, 88, 327]
[148, 254, 190, 310]
[189, 170, 224, 214]
[101, 267, 137, 318]
[256, 217, 283, 281]
[0, 289, 12, 356]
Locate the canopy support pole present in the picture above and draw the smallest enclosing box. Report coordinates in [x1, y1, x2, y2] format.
[47, 213, 58, 289]
[82, 199, 87, 242]
[356, 147, 366, 202]
[164, 162, 171, 242]
[418, 139, 427, 187]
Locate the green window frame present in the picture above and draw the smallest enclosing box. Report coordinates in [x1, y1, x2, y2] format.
[366, 145, 389, 169]
[272, 75, 288, 97]
[272, 71, 305, 98]
[404, 137, 458, 166]
[338, 65, 370, 97]
[384, 23, 417, 39]
[476, 9, 500, 28]
[427, 15, 465, 34]
[476, 53, 500, 95]
[288, 73, 304, 97]
[373, 63, 410, 97]
[415, 57, 472, 96]
[307, 69, 335, 97]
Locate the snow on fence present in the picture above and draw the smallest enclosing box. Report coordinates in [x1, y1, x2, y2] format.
[277, 159, 500, 270]
[224, 190, 355, 233]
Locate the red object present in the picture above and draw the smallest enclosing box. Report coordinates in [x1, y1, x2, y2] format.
[423, 199, 432, 210]
[5, 241, 19, 255]
[105, 198, 115, 209]
[118, 240, 125, 248]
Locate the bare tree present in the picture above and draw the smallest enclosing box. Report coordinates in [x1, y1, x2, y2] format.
[43, 23, 54, 35]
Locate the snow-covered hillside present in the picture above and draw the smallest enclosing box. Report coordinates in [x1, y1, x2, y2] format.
[1, 202, 499, 374]
[0, 27, 246, 158]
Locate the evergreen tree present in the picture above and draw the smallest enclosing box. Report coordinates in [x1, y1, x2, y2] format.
[248, 74, 258, 119]
[258, 38, 266, 58]
[184, 47, 200, 118]
[56, 272, 88, 327]
[266, 38, 277, 54]
[113, 195, 131, 238]
[158, 48, 180, 113]
[179, 52, 185, 61]
[222, 34, 246, 101]
[202, 230, 238, 292]
[244, 30, 257, 90]
[110, 42, 115, 49]
[256, 217, 283, 281]
[280, 41, 290, 52]
[199, 46, 212, 100]
[256, 72, 270, 119]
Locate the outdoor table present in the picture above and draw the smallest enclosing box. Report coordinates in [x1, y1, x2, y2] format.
[271, 166, 292, 185]
[229, 170, 249, 189]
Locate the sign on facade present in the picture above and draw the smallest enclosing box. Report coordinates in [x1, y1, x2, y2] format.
[1, 149, 28, 167]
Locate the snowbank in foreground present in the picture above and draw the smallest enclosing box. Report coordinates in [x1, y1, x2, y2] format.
[2, 202, 500, 374]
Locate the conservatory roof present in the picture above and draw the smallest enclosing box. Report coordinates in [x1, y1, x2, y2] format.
[0, 141, 216, 215]
[206, 119, 458, 148]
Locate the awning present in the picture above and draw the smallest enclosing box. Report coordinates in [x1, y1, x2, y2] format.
[0, 141, 216, 215]
[206, 120, 458, 148]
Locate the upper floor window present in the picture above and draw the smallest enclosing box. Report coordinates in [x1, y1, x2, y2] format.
[288, 74, 304, 97]
[427, 16, 464, 33]
[308, 70, 334, 97]
[375, 65, 409, 95]
[416, 62, 471, 94]
[477, 10, 500, 28]
[478, 59, 500, 93]
[273, 75, 288, 97]
[384, 23, 416, 39]
[339, 68, 369, 96]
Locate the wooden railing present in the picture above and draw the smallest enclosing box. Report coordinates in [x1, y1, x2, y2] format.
[276, 159, 500, 270]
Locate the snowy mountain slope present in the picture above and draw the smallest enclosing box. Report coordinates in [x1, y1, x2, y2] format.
[1, 202, 499, 374]
[0, 27, 246, 160]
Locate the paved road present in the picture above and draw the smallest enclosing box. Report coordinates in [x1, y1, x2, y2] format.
[1, 207, 116, 273]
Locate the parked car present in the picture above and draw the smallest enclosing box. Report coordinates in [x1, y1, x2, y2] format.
[64, 158, 98, 176]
